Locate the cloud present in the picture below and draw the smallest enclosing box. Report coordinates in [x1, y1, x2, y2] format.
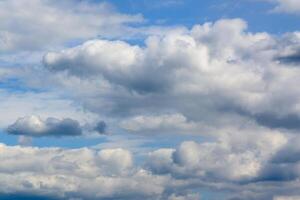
[0, 0, 143, 52]
[0, 134, 300, 200]
[0, 89, 98, 130]
[167, 193, 201, 200]
[0, 144, 169, 200]
[269, 0, 300, 14]
[120, 113, 199, 134]
[93, 121, 107, 134]
[144, 133, 300, 200]
[4, 17, 300, 199]
[274, 196, 300, 200]
[146, 131, 287, 181]
[7, 115, 82, 137]
[42, 18, 300, 135]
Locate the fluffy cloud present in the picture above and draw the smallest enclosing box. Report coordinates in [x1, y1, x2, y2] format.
[1, 134, 300, 200]
[0, 0, 143, 52]
[7, 115, 82, 137]
[4, 16, 300, 199]
[146, 131, 287, 181]
[0, 144, 169, 200]
[43, 18, 300, 134]
[145, 133, 300, 200]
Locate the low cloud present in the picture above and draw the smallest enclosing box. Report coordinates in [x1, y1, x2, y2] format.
[7, 115, 82, 137]
[0, 144, 168, 200]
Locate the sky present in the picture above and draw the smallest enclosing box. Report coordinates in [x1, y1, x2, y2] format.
[0, 0, 300, 199]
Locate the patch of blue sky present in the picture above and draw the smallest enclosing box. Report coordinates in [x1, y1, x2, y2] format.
[0, 78, 44, 93]
[95, 0, 300, 34]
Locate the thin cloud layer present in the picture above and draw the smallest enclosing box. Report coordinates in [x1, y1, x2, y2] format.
[0, 0, 143, 52]
[270, 0, 300, 14]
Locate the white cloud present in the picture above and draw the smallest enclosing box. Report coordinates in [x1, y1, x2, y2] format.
[0, 144, 169, 199]
[271, 0, 300, 14]
[147, 131, 287, 181]
[0, 89, 98, 130]
[0, 0, 143, 52]
[42, 18, 300, 135]
[0, 134, 300, 199]
[120, 113, 199, 134]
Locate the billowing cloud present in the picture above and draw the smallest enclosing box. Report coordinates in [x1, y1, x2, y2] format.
[43, 18, 300, 134]
[146, 131, 287, 182]
[7, 115, 82, 137]
[0, 0, 300, 197]
[0, 144, 170, 200]
[0, 132, 300, 200]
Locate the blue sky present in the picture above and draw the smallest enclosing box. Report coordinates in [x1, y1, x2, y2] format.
[1, 0, 300, 199]
[109, 0, 300, 33]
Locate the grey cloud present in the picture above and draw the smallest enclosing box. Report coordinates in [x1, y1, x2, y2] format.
[94, 121, 107, 134]
[277, 51, 300, 65]
[7, 115, 82, 137]
[255, 113, 300, 130]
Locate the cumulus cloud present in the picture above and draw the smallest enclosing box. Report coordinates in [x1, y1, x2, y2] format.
[144, 133, 300, 200]
[0, 144, 170, 200]
[7, 115, 82, 137]
[4, 16, 300, 199]
[0, 134, 300, 200]
[146, 131, 287, 182]
[43, 18, 300, 134]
